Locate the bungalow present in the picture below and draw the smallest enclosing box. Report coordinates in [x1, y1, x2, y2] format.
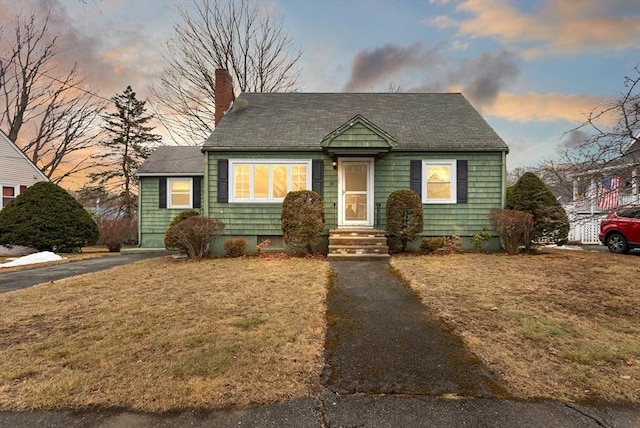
[137, 69, 509, 256]
[0, 129, 49, 210]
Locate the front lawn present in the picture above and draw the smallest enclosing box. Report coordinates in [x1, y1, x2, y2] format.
[0, 257, 328, 411]
[392, 249, 640, 403]
[0, 249, 637, 411]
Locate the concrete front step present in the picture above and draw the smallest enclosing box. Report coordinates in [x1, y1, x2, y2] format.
[327, 253, 390, 261]
[328, 228, 389, 260]
[328, 245, 390, 255]
[329, 237, 388, 246]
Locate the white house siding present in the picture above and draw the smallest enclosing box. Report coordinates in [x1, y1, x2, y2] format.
[0, 131, 48, 209]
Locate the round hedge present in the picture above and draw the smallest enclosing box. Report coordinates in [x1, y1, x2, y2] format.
[386, 189, 424, 252]
[281, 190, 324, 253]
[0, 181, 98, 252]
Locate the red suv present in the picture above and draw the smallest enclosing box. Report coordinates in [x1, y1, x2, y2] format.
[599, 206, 640, 254]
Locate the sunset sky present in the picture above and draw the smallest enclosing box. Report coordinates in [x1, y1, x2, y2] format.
[2, 0, 639, 174]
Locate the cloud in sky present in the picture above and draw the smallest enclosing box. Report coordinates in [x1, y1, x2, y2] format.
[431, 0, 640, 56]
[483, 92, 603, 124]
[342, 42, 441, 92]
[447, 50, 520, 107]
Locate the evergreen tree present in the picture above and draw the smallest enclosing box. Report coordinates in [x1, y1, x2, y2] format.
[90, 86, 161, 219]
[507, 172, 569, 249]
[0, 182, 98, 253]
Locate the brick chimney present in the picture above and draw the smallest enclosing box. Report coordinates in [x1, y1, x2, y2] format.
[215, 69, 234, 127]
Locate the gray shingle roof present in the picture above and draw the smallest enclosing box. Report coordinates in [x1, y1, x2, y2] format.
[204, 93, 509, 152]
[137, 146, 203, 175]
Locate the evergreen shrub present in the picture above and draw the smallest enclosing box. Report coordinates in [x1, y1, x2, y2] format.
[0, 182, 98, 253]
[281, 190, 324, 253]
[420, 237, 445, 253]
[507, 172, 569, 248]
[224, 238, 247, 257]
[386, 189, 423, 252]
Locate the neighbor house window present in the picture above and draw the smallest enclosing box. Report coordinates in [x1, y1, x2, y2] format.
[1, 185, 20, 210]
[167, 178, 193, 208]
[229, 160, 311, 202]
[423, 160, 457, 203]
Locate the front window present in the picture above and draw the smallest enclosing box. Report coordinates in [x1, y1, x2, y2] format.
[423, 160, 456, 204]
[229, 160, 311, 202]
[168, 178, 193, 208]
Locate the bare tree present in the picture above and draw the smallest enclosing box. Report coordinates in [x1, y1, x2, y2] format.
[150, 0, 302, 144]
[548, 65, 640, 205]
[0, 10, 105, 184]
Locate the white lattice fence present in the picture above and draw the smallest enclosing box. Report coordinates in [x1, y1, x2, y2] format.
[568, 215, 605, 244]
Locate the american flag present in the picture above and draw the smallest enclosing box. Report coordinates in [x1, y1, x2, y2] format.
[597, 176, 620, 209]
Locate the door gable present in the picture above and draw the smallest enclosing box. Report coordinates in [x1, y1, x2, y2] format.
[321, 115, 396, 156]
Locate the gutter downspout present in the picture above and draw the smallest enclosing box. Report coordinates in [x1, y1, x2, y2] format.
[203, 150, 209, 217]
[501, 151, 507, 208]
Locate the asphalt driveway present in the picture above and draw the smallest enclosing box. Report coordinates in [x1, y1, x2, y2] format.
[0, 252, 166, 293]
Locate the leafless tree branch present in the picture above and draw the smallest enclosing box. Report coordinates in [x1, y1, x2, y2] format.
[150, 0, 302, 145]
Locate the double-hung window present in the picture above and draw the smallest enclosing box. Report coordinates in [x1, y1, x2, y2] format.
[229, 160, 311, 202]
[167, 178, 193, 209]
[423, 160, 457, 204]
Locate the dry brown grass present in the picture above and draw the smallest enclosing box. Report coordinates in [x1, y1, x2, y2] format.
[392, 249, 640, 403]
[0, 256, 328, 411]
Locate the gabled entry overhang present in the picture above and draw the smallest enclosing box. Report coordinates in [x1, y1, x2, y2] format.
[321, 114, 396, 156]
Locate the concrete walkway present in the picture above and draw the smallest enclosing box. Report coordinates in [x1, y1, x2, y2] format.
[0, 259, 638, 427]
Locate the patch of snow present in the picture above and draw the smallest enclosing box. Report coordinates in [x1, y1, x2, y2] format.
[0, 251, 64, 268]
[544, 245, 584, 251]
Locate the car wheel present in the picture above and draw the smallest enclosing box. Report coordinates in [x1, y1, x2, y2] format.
[606, 233, 629, 254]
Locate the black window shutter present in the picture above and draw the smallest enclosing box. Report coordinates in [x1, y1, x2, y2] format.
[159, 178, 167, 208]
[410, 160, 422, 196]
[457, 160, 468, 204]
[217, 159, 229, 203]
[312, 159, 324, 196]
[192, 176, 202, 209]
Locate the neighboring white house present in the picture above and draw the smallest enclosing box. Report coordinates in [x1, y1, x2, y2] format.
[0, 129, 49, 210]
[564, 140, 639, 244]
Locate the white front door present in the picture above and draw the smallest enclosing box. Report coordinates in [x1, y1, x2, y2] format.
[338, 158, 374, 227]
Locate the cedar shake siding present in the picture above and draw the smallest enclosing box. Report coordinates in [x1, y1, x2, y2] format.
[137, 89, 509, 253]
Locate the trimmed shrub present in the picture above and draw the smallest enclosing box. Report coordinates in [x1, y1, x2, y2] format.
[224, 238, 247, 257]
[281, 190, 324, 253]
[420, 237, 445, 253]
[386, 189, 423, 252]
[97, 217, 137, 252]
[488, 209, 533, 255]
[507, 172, 569, 248]
[0, 182, 98, 253]
[164, 210, 200, 249]
[167, 216, 225, 260]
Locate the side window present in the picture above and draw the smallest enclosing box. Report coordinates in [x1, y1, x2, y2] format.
[167, 178, 193, 209]
[422, 160, 456, 204]
[1, 185, 19, 209]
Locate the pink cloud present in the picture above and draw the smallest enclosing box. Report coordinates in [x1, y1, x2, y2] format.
[433, 0, 640, 55]
[482, 92, 606, 124]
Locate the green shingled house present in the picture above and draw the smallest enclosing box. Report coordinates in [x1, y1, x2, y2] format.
[137, 69, 509, 257]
